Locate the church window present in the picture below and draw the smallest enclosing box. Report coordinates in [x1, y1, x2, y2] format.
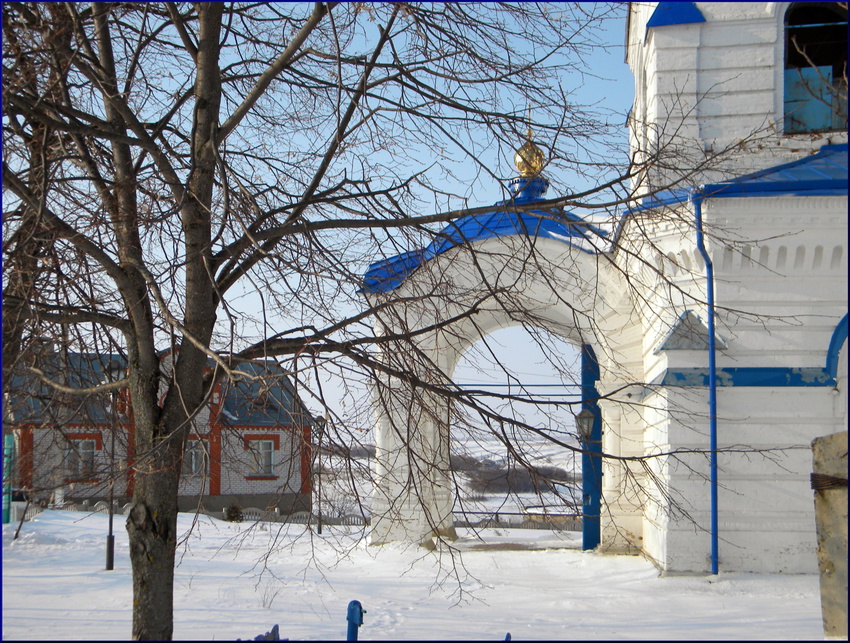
[784, 3, 847, 134]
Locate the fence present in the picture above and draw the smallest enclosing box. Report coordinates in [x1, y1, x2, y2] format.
[9, 503, 581, 532]
[453, 510, 582, 532]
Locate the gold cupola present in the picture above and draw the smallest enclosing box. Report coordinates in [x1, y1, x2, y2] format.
[514, 128, 546, 178]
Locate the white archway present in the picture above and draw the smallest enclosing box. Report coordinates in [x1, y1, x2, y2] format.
[363, 214, 627, 545]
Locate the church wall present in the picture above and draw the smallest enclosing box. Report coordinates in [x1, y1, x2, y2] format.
[626, 189, 846, 573]
[628, 2, 847, 195]
[658, 385, 838, 573]
[707, 196, 847, 369]
[629, 383, 833, 573]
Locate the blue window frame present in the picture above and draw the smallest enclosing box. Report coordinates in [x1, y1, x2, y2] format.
[784, 3, 847, 134]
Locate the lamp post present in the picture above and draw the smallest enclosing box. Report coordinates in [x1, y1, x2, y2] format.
[316, 413, 327, 535]
[104, 363, 122, 571]
[105, 397, 116, 571]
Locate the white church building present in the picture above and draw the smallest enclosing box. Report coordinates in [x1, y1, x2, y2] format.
[362, 2, 847, 575]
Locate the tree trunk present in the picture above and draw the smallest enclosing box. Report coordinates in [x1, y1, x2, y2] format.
[127, 465, 179, 640]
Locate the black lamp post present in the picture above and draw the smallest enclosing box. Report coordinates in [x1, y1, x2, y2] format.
[104, 363, 122, 571]
[104, 389, 116, 570]
[316, 413, 327, 535]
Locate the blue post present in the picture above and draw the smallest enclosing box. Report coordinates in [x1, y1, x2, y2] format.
[3, 434, 14, 524]
[346, 600, 366, 642]
[581, 344, 602, 550]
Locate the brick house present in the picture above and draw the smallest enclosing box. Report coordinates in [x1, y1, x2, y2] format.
[8, 351, 313, 514]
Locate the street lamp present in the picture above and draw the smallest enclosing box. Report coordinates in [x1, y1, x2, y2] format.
[576, 408, 595, 443]
[316, 412, 328, 535]
[104, 362, 123, 571]
[576, 406, 600, 551]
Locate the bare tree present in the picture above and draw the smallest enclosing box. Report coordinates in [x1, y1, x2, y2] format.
[2, 2, 779, 639]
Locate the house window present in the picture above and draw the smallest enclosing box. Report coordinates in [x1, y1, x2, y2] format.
[248, 440, 275, 476]
[783, 3, 848, 134]
[182, 440, 208, 477]
[66, 439, 96, 479]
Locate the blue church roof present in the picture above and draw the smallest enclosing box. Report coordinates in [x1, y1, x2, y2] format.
[360, 177, 607, 294]
[635, 143, 848, 211]
[362, 144, 847, 294]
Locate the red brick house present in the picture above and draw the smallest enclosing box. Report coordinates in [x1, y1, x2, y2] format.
[8, 352, 313, 514]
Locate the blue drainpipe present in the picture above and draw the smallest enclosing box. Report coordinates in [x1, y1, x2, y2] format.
[692, 191, 719, 575]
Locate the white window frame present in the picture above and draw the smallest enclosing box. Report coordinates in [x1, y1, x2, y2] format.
[66, 439, 96, 478]
[182, 439, 209, 477]
[248, 439, 275, 476]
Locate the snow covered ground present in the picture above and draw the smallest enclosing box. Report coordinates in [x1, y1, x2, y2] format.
[2, 510, 825, 641]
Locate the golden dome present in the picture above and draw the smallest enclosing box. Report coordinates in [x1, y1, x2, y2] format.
[514, 128, 546, 178]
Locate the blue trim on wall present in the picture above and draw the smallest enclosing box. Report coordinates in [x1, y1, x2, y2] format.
[647, 2, 706, 28]
[659, 366, 835, 387]
[826, 314, 848, 378]
[661, 315, 848, 387]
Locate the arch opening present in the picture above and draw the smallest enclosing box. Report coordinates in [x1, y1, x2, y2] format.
[448, 326, 585, 532]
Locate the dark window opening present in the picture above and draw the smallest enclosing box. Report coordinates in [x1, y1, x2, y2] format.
[784, 3, 847, 134]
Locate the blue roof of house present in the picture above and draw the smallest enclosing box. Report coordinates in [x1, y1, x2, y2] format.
[360, 177, 607, 294]
[218, 360, 311, 428]
[8, 353, 311, 428]
[7, 353, 123, 424]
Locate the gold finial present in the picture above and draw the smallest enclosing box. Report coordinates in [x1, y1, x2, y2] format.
[514, 127, 546, 178]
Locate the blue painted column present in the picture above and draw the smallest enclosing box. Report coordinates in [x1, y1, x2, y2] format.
[581, 344, 602, 550]
[3, 434, 15, 524]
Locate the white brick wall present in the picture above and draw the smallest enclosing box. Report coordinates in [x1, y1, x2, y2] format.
[628, 2, 847, 196]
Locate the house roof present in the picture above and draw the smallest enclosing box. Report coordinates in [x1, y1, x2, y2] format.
[6, 353, 122, 425]
[360, 177, 607, 294]
[7, 352, 312, 428]
[217, 360, 312, 428]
